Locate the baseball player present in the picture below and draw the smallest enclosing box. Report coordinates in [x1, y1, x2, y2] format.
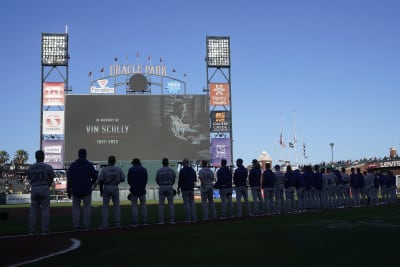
[127, 158, 148, 226]
[98, 155, 125, 228]
[273, 165, 285, 215]
[216, 159, 233, 219]
[284, 165, 296, 213]
[178, 158, 197, 222]
[156, 158, 176, 224]
[233, 158, 251, 217]
[198, 160, 216, 220]
[67, 148, 98, 231]
[27, 150, 55, 235]
[340, 167, 351, 207]
[262, 162, 275, 215]
[249, 159, 263, 215]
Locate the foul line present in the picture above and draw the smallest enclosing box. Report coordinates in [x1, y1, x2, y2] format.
[8, 238, 81, 267]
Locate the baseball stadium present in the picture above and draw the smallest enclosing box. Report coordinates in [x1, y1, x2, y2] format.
[1, 26, 400, 267]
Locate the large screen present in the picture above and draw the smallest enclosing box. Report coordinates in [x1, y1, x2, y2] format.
[64, 95, 210, 162]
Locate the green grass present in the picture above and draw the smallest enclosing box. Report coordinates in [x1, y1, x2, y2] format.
[1, 202, 400, 267]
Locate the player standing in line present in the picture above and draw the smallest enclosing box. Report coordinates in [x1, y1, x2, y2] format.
[27, 150, 55, 235]
[198, 160, 216, 220]
[302, 165, 314, 209]
[249, 159, 263, 215]
[67, 148, 98, 231]
[349, 167, 359, 207]
[294, 167, 305, 212]
[216, 159, 233, 219]
[364, 168, 376, 206]
[313, 165, 323, 209]
[178, 158, 197, 222]
[156, 158, 176, 224]
[284, 165, 296, 213]
[127, 158, 148, 226]
[320, 168, 329, 209]
[356, 168, 366, 205]
[262, 162, 275, 215]
[273, 165, 285, 215]
[98, 155, 125, 228]
[233, 158, 251, 217]
[340, 167, 351, 207]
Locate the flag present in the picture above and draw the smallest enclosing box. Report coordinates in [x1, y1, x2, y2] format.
[136, 52, 139, 58]
[279, 132, 285, 148]
[114, 57, 118, 62]
[88, 71, 92, 77]
[100, 67, 104, 72]
[172, 68, 176, 72]
[148, 55, 151, 61]
[289, 142, 294, 148]
[293, 133, 297, 144]
[303, 142, 307, 157]
[160, 57, 163, 63]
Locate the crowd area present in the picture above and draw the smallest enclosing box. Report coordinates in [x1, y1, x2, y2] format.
[23, 148, 399, 235]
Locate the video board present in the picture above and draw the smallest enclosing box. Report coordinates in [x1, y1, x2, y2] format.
[64, 95, 210, 162]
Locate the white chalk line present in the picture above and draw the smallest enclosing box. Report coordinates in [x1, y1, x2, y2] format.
[7, 238, 81, 267]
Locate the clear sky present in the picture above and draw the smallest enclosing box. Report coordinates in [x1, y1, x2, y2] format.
[1, 0, 399, 166]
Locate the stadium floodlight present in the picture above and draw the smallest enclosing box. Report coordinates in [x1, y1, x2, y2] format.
[206, 36, 230, 68]
[41, 33, 68, 66]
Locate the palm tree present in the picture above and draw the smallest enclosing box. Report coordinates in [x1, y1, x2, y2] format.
[13, 149, 29, 165]
[0, 150, 10, 165]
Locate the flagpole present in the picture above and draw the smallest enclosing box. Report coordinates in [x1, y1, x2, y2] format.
[293, 110, 298, 165]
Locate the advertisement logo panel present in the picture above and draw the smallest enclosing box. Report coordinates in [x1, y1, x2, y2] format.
[43, 111, 64, 135]
[211, 138, 231, 167]
[210, 111, 230, 132]
[42, 140, 64, 169]
[43, 82, 65, 106]
[209, 83, 229, 106]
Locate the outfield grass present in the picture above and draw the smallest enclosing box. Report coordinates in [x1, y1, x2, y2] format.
[1, 202, 400, 267]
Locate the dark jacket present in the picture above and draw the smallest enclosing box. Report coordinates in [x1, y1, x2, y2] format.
[216, 166, 232, 188]
[67, 158, 98, 196]
[262, 169, 275, 188]
[233, 166, 248, 187]
[249, 167, 261, 187]
[178, 166, 197, 191]
[128, 165, 148, 196]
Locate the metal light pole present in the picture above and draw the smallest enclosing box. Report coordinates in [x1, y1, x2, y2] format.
[329, 143, 334, 163]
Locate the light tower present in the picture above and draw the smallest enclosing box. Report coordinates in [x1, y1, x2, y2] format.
[40, 32, 69, 169]
[206, 36, 232, 166]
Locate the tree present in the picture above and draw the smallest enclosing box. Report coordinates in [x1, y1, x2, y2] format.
[13, 149, 29, 165]
[0, 150, 10, 165]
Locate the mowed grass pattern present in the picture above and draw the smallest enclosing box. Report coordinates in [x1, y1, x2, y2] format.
[1, 201, 399, 267]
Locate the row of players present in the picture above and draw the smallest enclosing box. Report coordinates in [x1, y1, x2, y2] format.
[26, 149, 398, 234]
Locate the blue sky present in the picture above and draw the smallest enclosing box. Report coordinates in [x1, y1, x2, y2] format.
[1, 0, 399, 166]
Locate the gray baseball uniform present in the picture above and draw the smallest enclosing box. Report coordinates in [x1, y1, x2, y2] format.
[98, 165, 125, 228]
[27, 162, 55, 234]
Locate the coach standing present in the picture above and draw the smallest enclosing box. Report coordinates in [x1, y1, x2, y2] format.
[216, 159, 233, 219]
[178, 158, 197, 222]
[128, 158, 148, 226]
[67, 148, 98, 231]
[27, 150, 55, 235]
